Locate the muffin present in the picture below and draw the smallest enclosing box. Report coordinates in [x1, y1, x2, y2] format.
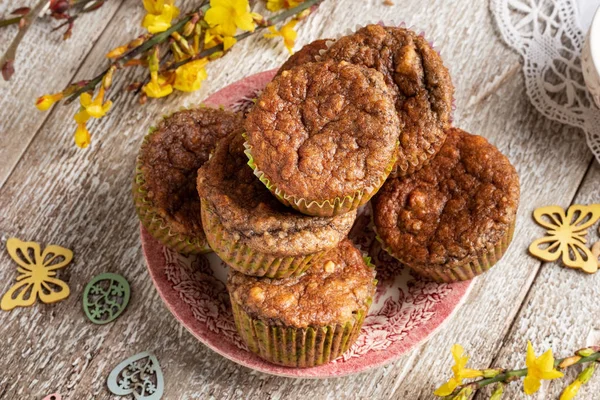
[323, 24, 454, 176]
[133, 107, 242, 254]
[277, 39, 331, 75]
[228, 239, 376, 367]
[372, 128, 519, 282]
[197, 131, 357, 278]
[245, 60, 400, 217]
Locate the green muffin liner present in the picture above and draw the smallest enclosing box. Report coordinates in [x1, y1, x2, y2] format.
[201, 199, 326, 278]
[377, 220, 516, 283]
[243, 136, 398, 217]
[230, 255, 376, 367]
[132, 126, 211, 255]
[231, 297, 371, 368]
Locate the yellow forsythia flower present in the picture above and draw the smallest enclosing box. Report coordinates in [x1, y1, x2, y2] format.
[204, 29, 237, 51]
[523, 341, 564, 395]
[174, 59, 208, 92]
[434, 344, 483, 397]
[79, 87, 112, 119]
[74, 123, 91, 149]
[266, 0, 303, 11]
[142, 0, 180, 33]
[264, 19, 298, 54]
[143, 72, 173, 98]
[204, 0, 255, 37]
[35, 93, 64, 111]
[560, 380, 582, 400]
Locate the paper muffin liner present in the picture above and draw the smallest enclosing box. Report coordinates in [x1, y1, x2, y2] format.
[201, 199, 327, 278]
[229, 256, 375, 368]
[377, 220, 516, 283]
[243, 137, 398, 217]
[316, 21, 454, 178]
[132, 127, 211, 255]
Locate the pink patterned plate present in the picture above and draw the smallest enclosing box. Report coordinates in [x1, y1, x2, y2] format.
[141, 70, 473, 378]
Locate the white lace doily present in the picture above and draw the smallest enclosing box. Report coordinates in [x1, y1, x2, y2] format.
[491, 0, 600, 161]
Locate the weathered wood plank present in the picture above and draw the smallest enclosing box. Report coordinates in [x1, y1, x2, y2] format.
[475, 162, 600, 400]
[0, 0, 595, 399]
[0, 0, 125, 189]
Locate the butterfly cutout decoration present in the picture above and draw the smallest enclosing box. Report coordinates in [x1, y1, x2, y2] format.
[529, 205, 600, 274]
[1, 238, 73, 311]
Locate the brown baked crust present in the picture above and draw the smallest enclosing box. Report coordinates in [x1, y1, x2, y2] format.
[277, 39, 331, 75]
[227, 239, 375, 328]
[372, 128, 520, 269]
[139, 107, 242, 236]
[245, 60, 399, 201]
[323, 24, 454, 175]
[197, 132, 356, 256]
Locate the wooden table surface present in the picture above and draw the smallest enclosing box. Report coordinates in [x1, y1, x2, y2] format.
[1, 0, 599, 399]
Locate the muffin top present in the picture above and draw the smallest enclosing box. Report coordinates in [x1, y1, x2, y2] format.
[277, 39, 331, 75]
[138, 107, 242, 235]
[372, 128, 520, 269]
[323, 24, 454, 176]
[227, 239, 376, 328]
[245, 60, 399, 201]
[197, 132, 356, 256]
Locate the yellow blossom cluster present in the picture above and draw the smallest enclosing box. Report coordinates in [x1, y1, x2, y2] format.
[433, 342, 600, 400]
[142, 0, 180, 33]
[35, 0, 313, 148]
[267, 0, 304, 11]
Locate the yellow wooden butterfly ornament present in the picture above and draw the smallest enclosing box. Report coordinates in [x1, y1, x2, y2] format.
[1, 238, 73, 311]
[529, 205, 600, 274]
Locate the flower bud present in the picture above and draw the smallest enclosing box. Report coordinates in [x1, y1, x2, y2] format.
[50, 0, 70, 14]
[577, 348, 595, 357]
[559, 356, 581, 369]
[102, 66, 116, 90]
[455, 387, 472, 400]
[578, 364, 595, 384]
[490, 383, 504, 400]
[35, 93, 64, 111]
[106, 45, 128, 59]
[483, 369, 502, 378]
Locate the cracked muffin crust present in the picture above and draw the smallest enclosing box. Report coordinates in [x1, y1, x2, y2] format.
[277, 39, 331, 75]
[228, 239, 375, 367]
[228, 238, 376, 328]
[197, 131, 356, 277]
[245, 60, 399, 217]
[372, 128, 519, 281]
[323, 24, 454, 176]
[133, 107, 242, 254]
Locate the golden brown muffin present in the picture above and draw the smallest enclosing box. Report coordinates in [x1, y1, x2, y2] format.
[245, 60, 399, 217]
[372, 128, 519, 282]
[228, 239, 376, 367]
[197, 132, 356, 278]
[323, 24, 454, 176]
[133, 107, 242, 254]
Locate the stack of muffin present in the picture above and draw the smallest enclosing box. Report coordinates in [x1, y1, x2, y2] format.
[133, 24, 520, 368]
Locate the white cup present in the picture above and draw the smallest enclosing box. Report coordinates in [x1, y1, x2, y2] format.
[583, 5, 600, 109]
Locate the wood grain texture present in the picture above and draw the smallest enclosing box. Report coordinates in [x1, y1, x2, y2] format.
[0, 0, 599, 399]
[0, 0, 125, 189]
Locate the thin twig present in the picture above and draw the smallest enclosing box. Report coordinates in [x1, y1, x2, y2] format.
[63, 0, 322, 102]
[0, 16, 23, 28]
[1, 0, 48, 80]
[444, 351, 600, 399]
[167, 0, 323, 71]
[64, 5, 210, 104]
